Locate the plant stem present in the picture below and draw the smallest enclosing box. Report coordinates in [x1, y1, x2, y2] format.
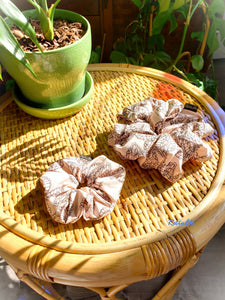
[149, 1, 155, 38]
[149, 12, 153, 37]
[167, 0, 192, 72]
[167, 0, 203, 72]
[39, 0, 48, 12]
[173, 65, 189, 81]
[199, 2, 210, 57]
[178, 51, 192, 73]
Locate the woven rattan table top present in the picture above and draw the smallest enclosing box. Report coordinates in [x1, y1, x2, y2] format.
[0, 64, 225, 254]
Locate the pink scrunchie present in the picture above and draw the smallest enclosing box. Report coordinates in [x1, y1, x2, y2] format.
[40, 155, 126, 224]
[108, 97, 214, 183]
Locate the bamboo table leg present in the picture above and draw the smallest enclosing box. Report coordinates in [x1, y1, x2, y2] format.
[152, 248, 204, 300]
[88, 285, 127, 300]
[9, 261, 126, 300]
[8, 263, 64, 300]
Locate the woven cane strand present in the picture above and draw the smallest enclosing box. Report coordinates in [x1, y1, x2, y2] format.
[0, 65, 222, 253]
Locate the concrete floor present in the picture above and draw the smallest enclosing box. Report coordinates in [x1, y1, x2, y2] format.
[0, 59, 224, 300]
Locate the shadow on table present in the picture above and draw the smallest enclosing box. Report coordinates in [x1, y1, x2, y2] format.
[12, 129, 203, 239]
[0, 136, 66, 183]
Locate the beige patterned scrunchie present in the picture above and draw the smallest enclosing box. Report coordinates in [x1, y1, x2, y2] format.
[108, 97, 214, 183]
[40, 155, 126, 224]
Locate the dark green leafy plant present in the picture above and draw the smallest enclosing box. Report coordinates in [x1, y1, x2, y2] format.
[110, 0, 225, 99]
[186, 71, 218, 99]
[89, 46, 102, 64]
[0, 0, 62, 77]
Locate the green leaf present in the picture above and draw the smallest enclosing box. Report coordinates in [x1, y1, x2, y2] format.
[37, 0, 48, 11]
[114, 41, 127, 54]
[128, 57, 139, 65]
[207, 23, 220, 55]
[186, 73, 203, 90]
[0, 16, 36, 77]
[214, 17, 225, 41]
[209, 0, 225, 15]
[131, 34, 142, 43]
[191, 31, 204, 42]
[143, 53, 155, 65]
[89, 51, 100, 64]
[130, 0, 142, 9]
[152, 11, 171, 35]
[169, 13, 177, 34]
[186, 73, 204, 89]
[147, 34, 165, 51]
[176, 5, 189, 18]
[0, 64, 3, 81]
[27, 0, 54, 41]
[0, 0, 43, 52]
[48, 0, 62, 23]
[89, 46, 102, 64]
[94, 46, 102, 56]
[110, 51, 129, 63]
[158, 0, 170, 13]
[172, 0, 186, 10]
[191, 55, 204, 71]
[187, 72, 218, 99]
[152, 10, 177, 35]
[155, 51, 172, 63]
[203, 76, 218, 99]
[206, 0, 225, 55]
[151, 60, 165, 70]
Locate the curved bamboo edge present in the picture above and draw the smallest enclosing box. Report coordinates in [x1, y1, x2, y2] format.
[5, 256, 203, 300]
[0, 180, 224, 288]
[189, 184, 225, 251]
[0, 63, 224, 255]
[1, 246, 207, 300]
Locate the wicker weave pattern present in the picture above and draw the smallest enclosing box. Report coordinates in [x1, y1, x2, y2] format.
[142, 229, 196, 279]
[0, 69, 219, 247]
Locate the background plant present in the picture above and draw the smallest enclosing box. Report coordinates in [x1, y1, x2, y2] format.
[0, 0, 62, 77]
[110, 0, 225, 99]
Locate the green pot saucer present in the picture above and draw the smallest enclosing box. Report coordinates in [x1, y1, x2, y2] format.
[12, 72, 94, 119]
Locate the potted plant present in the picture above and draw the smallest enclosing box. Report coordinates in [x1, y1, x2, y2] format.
[0, 0, 93, 119]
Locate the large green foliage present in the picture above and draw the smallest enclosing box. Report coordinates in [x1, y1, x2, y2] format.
[110, 0, 225, 99]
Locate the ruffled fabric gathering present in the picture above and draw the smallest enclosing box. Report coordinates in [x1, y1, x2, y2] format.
[40, 155, 126, 224]
[108, 97, 214, 183]
[40, 98, 214, 223]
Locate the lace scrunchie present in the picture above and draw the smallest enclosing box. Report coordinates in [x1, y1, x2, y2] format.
[40, 155, 126, 224]
[108, 97, 214, 183]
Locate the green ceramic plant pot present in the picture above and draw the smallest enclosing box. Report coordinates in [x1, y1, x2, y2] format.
[0, 9, 92, 108]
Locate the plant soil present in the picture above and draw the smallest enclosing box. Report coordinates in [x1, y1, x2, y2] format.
[11, 19, 85, 52]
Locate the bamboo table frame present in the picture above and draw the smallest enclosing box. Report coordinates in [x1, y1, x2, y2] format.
[0, 64, 225, 300]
